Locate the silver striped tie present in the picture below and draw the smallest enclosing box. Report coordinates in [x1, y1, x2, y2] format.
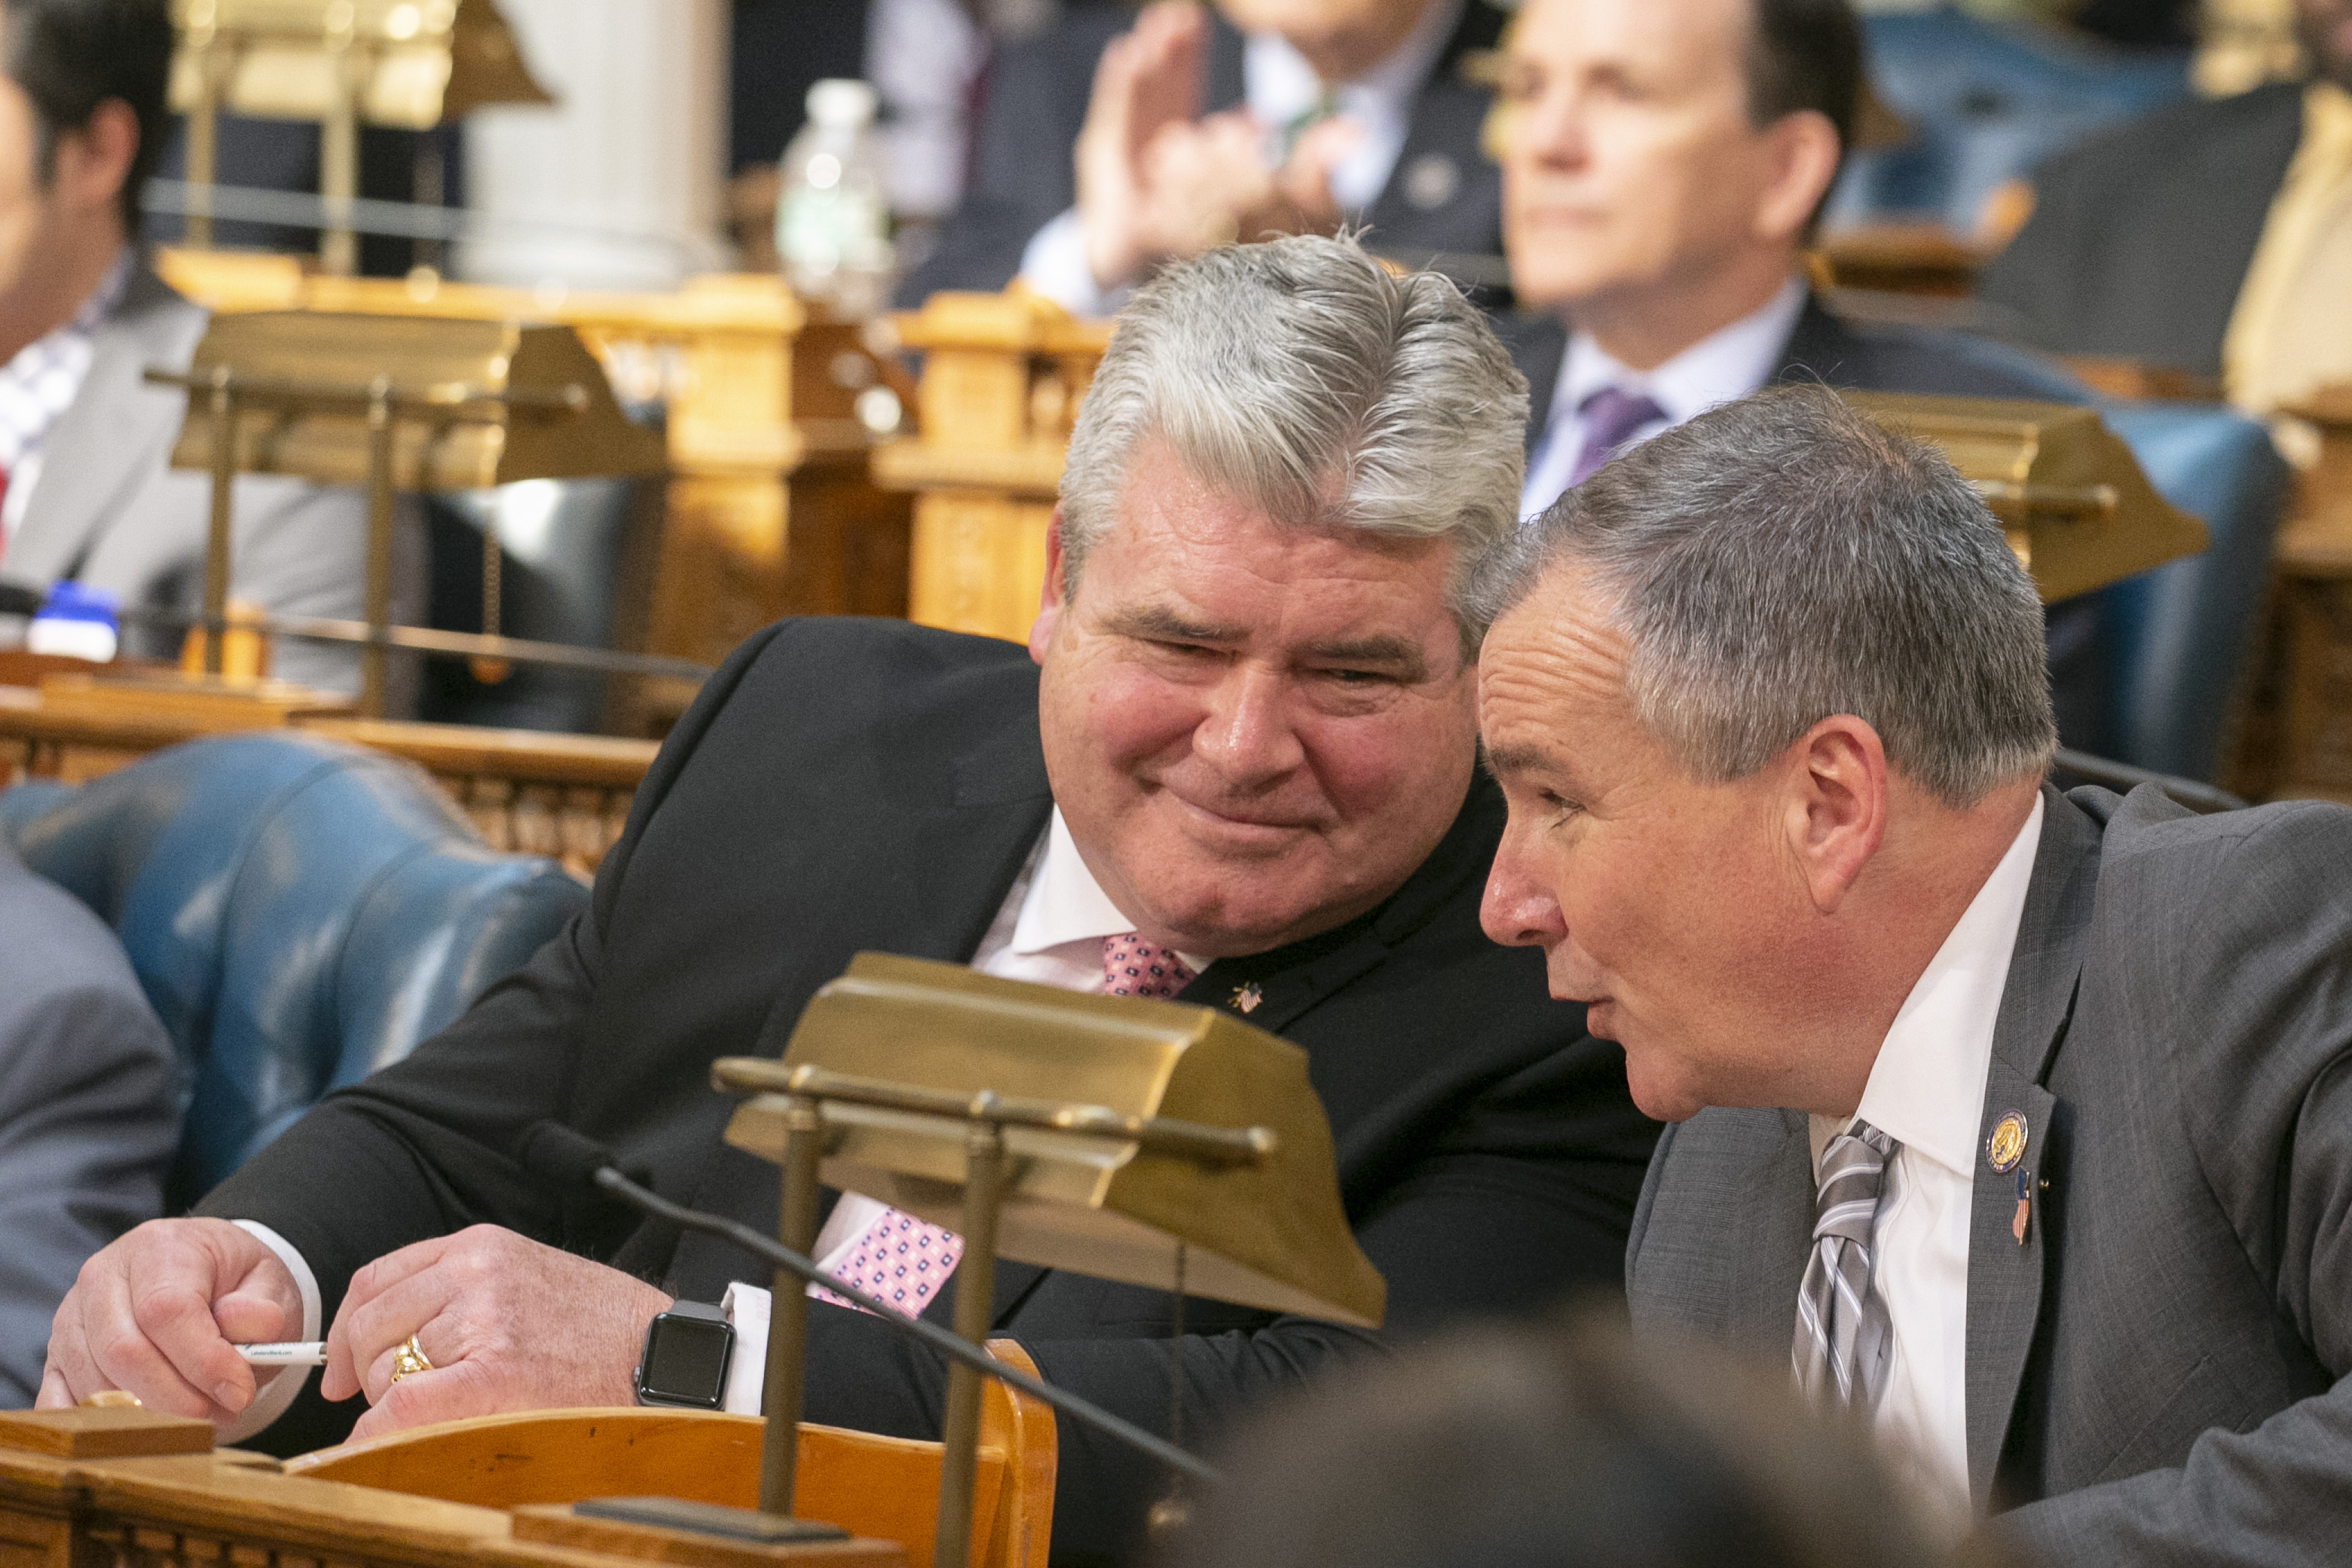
[1794, 1119, 1898, 1410]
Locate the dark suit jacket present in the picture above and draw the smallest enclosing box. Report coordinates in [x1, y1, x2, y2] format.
[900, 0, 1510, 305]
[201, 617, 1659, 1563]
[1494, 298, 2111, 752]
[1976, 83, 2305, 380]
[1627, 783, 2352, 1563]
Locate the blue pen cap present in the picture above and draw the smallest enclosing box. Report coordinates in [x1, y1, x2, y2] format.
[36, 580, 121, 626]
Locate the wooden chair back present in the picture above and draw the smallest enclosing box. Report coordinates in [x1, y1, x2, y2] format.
[283, 1338, 1055, 1568]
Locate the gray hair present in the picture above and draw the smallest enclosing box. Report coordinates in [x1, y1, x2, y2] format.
[1472, 384, 2055, 805]
[1058, 234, 1528, 648]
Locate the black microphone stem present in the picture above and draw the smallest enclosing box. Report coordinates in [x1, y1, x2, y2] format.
[590, 1165, 1222, 1487]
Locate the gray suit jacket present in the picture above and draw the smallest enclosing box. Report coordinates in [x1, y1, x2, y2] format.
[0, 262, 373, 694]
[0, 837, 177, 1408]
[1628, 783, 2352, 1561]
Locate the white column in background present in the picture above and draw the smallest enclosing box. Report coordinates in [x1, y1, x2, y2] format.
[459, 0, 730, 292]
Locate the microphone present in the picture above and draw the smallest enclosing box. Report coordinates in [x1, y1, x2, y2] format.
[514, 1120, 1218, 1485]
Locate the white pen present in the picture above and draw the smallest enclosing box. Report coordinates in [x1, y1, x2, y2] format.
[234, 1341, 327, 1366]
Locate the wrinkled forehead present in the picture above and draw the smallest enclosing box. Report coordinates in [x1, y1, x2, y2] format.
[1479, 567, 1639, 717]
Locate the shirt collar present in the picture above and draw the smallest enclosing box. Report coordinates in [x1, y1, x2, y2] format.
[1243, 0, 1461, 127]
[1552, 274, 1809, 439]
[1007, 807, 1213, 976]
[1815, 793, 2045, 1178]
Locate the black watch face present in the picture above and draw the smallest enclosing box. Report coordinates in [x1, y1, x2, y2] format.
[639, 1313, 733, 1407]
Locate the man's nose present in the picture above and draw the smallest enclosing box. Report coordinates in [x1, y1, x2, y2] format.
[1195, 666, 1306, 785]
[1512, 87, 1588, 170]
[1481, 834, 1568, 949]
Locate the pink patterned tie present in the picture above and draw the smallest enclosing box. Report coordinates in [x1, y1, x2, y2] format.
[809, 1209, 966, 1316]
[1101, 931, 1197, 999]
[809, 934, 1197, 1320]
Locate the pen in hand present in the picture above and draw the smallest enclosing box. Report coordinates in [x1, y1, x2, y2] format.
[234, 1341, 326, 1367]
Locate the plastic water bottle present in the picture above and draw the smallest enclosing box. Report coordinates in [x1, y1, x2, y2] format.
[26, 580, 119, 662]
[776, 79, 896, 319]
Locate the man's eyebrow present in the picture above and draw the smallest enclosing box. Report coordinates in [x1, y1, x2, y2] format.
[1302, 634, 1429, 680]
[1101, 604, 1246, 643]
[1482, 742, 1564, 781]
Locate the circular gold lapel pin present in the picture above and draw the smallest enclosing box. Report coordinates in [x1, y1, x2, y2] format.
[1987, 1111, 2029, 1174]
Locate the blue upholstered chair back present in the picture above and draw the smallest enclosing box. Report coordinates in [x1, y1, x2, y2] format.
[2102, 405, 2293, 782]
[0, 733, 587, 1207]
[1827, 10, 2188, 237]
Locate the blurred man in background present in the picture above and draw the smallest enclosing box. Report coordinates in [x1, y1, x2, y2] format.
[906, 0, 1509, 312]
[1980, 0, 2352, 413]
[0, 0, 372, 694]
[1492, 0, 2112, 753]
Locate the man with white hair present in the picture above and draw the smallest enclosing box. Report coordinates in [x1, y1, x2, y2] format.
[1479, 384, 2352, 1558]
[45, 235, 1658, 1566]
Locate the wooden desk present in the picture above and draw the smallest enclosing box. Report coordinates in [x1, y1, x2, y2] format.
[1817, 222, 1984, 298]
[0, 676, 655, 879]
[2250, 386, 2352, 799]
[0, 1411, 906, 1568]
[870, 292, 1112, 645]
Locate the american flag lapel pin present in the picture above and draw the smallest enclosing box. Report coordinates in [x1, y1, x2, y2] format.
[1230, 983, 1263, 1015]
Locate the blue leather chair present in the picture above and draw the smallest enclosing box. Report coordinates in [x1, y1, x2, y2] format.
[0, 733, 587, 1208]
[2100, 405, 2293, 782]
[1828, 8, 2188, 237]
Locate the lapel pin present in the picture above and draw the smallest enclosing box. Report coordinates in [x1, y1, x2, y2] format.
[1987, 1110, 2029, 1174]
[1230, 983, 1264, 1015]
[2013, 1168, 2032, 1246]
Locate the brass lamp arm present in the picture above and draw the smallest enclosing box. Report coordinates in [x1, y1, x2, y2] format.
[711, 1058, 1280, 1168]
[143, 367, 590, 419]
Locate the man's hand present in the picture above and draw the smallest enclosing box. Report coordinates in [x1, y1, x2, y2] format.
[1138, 111, 1356, 256]
[39, 1218, 304, 1428]
[1075, 2, 1360, 292]
[1075, 1, 1209, 290]
[321, 1225, 671, 1441]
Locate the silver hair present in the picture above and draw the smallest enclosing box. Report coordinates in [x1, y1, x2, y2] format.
[1471, 384, 2056, 805]
[1057, 234, 1528, 648]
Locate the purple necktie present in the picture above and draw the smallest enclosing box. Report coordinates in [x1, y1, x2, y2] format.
[1567, 387, 1668, 488]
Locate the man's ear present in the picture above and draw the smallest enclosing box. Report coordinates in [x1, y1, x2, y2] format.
[1779, 714, 1888, 915]
[1752, 109, 1842, 247]
[52, 98, 137, 222]
[1029, 510, 1070, 666]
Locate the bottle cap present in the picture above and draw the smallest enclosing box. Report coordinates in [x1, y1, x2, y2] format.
[806, 79, 877, 129]
[35, 579, 121, 625]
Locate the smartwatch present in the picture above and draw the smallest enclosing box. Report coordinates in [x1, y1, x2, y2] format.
[634, 1299, 735, 1409]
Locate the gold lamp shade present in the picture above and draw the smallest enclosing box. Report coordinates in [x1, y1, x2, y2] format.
[1840, 391, 2211, 604]
[722, 952, 1387, 1329]
[165, 310, 665, 489]
[170, 0, 553, 130]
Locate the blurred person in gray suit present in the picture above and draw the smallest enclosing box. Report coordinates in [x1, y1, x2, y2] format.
[1474, 384, 2352, 1560]
[0, 0, 371, 695]
[0, 833, 176, 1408]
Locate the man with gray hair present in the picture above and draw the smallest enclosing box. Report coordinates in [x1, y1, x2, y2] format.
[1479, 383, 2352, 1558]
[47, 234, 1657, 1564]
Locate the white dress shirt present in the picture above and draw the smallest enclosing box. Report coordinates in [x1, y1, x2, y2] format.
[1017, 0, 1464, 316]
[0, 249, 129, 548]
[1807, 793, 2045, 1534]
[1519, 275, 1808, 521]
[226, 807, 1191, 1435]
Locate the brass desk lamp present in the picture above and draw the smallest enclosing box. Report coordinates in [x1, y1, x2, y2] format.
[170, 0, 553, 273]
[148, 309, 668, 716]
[1840, 391, 2212, 603]
[713, 952, 1382, 1568]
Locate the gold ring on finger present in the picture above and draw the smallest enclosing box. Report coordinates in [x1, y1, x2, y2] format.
[389, 1334, 433, 1382]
